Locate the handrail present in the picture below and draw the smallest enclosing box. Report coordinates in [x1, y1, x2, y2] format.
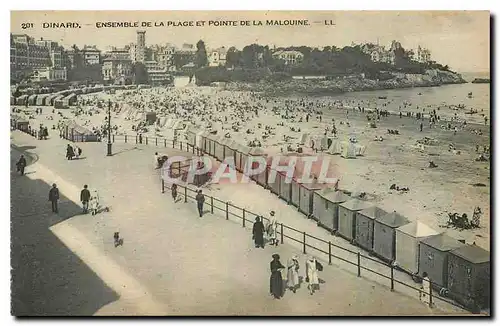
[109, 132, 473, 313]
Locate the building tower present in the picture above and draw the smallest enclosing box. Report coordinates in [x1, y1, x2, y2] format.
[136, 30, 146, 63]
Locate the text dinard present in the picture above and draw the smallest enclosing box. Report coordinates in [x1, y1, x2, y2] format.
[95, 20, 316, 28]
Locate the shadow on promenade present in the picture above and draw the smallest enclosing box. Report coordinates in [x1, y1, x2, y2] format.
[10, 148, 119, 316]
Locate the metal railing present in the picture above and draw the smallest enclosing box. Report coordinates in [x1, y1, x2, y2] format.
[161, 180, 470, 313]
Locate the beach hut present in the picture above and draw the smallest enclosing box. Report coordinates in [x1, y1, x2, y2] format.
[297, 182, 328, 217]
[145, 112, 157, 125]
[12, 117, 29, 132]
[300, 133, 312, 146]
[337, 199, 373, 241]
[395, 221, 440, 275]
[202, 132, 217, 157]
[27, 94, 37, 106]
[327, 140, 342, 155]
[341, 142, 357, 159]
[355, 207, 389, 252]
[221, 138, 237, 163]
[213, 135, 225, 161]
[63, 93, 77, 107]
[312, 188, 350, 232]
[418, 234, 465, 292]
[36, 94, 46, 106]
[194, 129, 206, 150]
[17, 95, 28, 106]
[247, 148, 268, 186]
[165, 118, 175, 129]
[447, 245, 490, 311]
[355, 144, 367, 156]
[172, 120, 186, 130]
[63, 122, 99, 142]
[372, 211, 410, 262]
[234, 143, 250, 173]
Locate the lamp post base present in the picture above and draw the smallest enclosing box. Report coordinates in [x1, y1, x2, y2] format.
[107, 142, 112, 156]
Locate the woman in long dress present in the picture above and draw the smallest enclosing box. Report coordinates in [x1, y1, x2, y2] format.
[287, 255, 300, 293]
[252, 216, 265, 248]
[270, 254, 285, 299]
[89, 190, 100, 216]
[267, 211, 279, 246]
[306, 256, 320, 295]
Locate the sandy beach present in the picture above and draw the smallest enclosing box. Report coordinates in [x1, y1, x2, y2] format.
[11, 83, 491, 251]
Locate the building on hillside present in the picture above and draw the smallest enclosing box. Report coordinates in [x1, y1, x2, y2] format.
[103, 46, 131, 61]
[272, 50, 304, 65]
[11, 34, 51, 70]
[416, 45, 431, 63]
[32, 67, 67, 82]
[208, 47, 227, 67]
[151, 44, 176, 70]
[134, 30, 147, 63]
[148, 68, 173, 86]
[81, 45, 101, 65]
[361, 43, 392, 64]
[102, 58, 133, 83]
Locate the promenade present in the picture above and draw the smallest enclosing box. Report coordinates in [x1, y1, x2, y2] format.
[10, 130, 464, 315]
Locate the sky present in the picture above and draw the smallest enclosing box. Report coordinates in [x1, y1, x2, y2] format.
[10, 11, 490, 73]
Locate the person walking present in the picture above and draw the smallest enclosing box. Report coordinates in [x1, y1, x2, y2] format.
[80, 185, 91, 214]
[16, 154, 27, 176]
[267, 211, 279, 246]
[171, 183, 178, 202]
[270, 254, 285, 299]
[287, 255, 300, 293]
[305, 256, 322, 295]
[252, 216, 265, 248]
[89, 189, 100, 216]
[66, 144, 74, 160]
[48, 183, 59, 213]
[195, 189, 205, 217]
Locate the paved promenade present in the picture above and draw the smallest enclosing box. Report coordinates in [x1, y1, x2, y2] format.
[10, 130, 466, 315]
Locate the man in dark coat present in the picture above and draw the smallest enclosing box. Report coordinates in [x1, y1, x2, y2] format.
[80, 184, 91, 214]
[171, 183, 178, 202]
[66, 144, 74, 160]
[270, 254, 285, 299]
[252, 216, 265, 248]
[49, 183, 60, 213]
[195, 189, 205, 217]
[16, 155, 27, 176]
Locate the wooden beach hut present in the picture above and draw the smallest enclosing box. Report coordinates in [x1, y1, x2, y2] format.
[337, 199, 373, 241]
[247, 148, 269, 187]
[355, 207, 389, 252]
[418, 234, 465, 291]
[212, 135, 225, 161]
[221, 138, 237, 163]
[234, 143, 250, 173]
[372, 211, 410, 262]
[27, 94, 37, 106]
[62, 121, 99, 142]
[312, 188, 350, 232]
[447, 244, 490, 311]
[394, 221, 440, 275]
[16, 95, 28, 106]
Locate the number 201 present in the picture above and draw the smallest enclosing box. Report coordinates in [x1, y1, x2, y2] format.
[21, 23, 34, 29]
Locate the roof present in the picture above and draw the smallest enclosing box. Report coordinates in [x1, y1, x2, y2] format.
[316, 188, 350, 203]
[339, 198, 373, 211]
[377, 211, 410, 228]
[396, 221, 439, 238]
[358, 207, 389, 220]
[420, 234, 465, 252]
[248, 147, 266, 156]
[450, 245, 490, 264]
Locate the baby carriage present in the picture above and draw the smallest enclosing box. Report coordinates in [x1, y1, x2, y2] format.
[89, 190, 110, 216]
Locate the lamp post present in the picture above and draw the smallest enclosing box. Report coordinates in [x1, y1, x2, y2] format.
[107, 99, 112, 156]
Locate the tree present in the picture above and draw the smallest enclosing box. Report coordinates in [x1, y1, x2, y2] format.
[133, 62, 149, 84]
[195, 40, 208, 68]
[226, 47, 241, 68]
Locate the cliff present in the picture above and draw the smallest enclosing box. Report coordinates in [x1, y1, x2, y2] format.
[225, 69, 466, 95]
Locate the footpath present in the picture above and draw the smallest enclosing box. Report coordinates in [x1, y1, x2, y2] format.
[10, 130, 463, 315]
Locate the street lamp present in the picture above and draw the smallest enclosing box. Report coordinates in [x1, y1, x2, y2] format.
[107, 99, 112, 156]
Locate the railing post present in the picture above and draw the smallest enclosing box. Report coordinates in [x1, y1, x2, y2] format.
[146, 137, 148, 145]
[125, 134, 127, 143]
[164, 139, 166, 147]
[155, 137, 158, 146]
[135, 135, 138, 144]
[181, 142, 183, 151]
[429, 282, 433, 308]
[357, 252, 361, 277]
[211, 197, 214, 214]
[172, 140, 175, 148]
[161, 179, 165, 194]
[225, 202, 229, 220]
[390, 265, 394, 291]
[184, 186, 187, 203]
[192, 144, 195, 154]
[280, 223, 284, 244]
[328, 241, 332, 265]
[112, 134, 115, 142]
[303, 232, 306, 254]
